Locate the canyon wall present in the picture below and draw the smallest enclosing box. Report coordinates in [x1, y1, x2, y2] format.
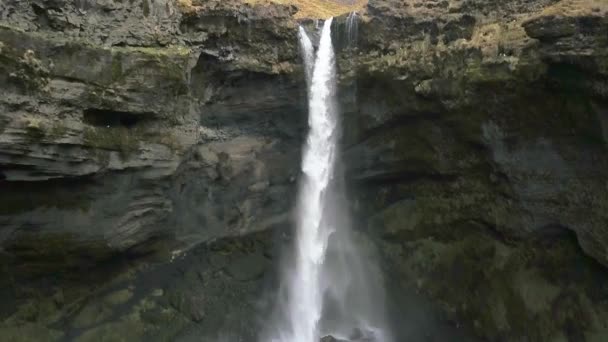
[0, 0, 607, 340]
[341, 0, 608, 340]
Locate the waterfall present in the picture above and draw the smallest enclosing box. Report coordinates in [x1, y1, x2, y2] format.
[298, 26, 315, 89]
[345, 12, 358, 46]
[277, 18, 338, 342]
[265, 17, 391, 342]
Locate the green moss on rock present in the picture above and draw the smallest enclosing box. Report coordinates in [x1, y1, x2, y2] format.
[0, 323, 63, 342]
[387, 227, 608, 340]
[0, 181, 92, 216]
[82, 125, 182, 159]
[110, 55, 124, 83]
[48, 122, 69, 139]
[83, 126, 140, 158]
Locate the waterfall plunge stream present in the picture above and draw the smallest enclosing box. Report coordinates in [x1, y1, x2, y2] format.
[265, 18, 391, 342]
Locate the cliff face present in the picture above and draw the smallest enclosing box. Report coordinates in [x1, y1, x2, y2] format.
[0, 1, 306, 340]
[341, 0, 608, 340]
[1, 0, 608, 341]
[0, 0, 304, 274]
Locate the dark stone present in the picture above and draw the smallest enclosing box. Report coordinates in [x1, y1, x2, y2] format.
[1, 0, 608, 341]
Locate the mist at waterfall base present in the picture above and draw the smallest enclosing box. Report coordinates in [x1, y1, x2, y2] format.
[260, 18, 392, 342]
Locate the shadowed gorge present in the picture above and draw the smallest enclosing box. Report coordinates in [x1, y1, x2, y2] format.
[0, 0, 607, 341]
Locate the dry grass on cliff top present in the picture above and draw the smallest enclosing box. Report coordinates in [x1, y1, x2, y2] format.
[244, 0, 367, 19]
[541, 0, 608, 16]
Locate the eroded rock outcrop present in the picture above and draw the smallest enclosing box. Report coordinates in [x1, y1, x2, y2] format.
[0, 0, 304, 274]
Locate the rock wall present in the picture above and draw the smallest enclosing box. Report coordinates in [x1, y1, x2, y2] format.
[337, 0, 608, 340]
[1, 0, 608, 341]
[0, 0, 306, 275]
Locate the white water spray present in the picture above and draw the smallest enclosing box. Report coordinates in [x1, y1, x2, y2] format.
[279, 18, 338, 342]
[265, 17, 391, 342]
[345, 12, 358, 46]
[298, 26, 315, 89]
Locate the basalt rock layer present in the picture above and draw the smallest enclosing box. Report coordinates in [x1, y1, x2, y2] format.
[0, 0, 304, 275]
[0, 0, 607, 341]
[340, 0, 608, 340]
[0, 0, 305, 339]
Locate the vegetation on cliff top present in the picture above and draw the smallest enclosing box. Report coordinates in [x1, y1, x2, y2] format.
[244, 0, 367, 18]
[541, 0, 608, 16]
